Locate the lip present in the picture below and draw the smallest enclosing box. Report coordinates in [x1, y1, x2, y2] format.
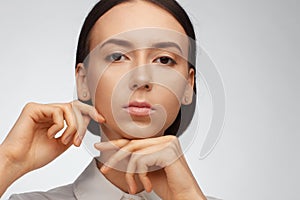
[123, 101, 155, 116]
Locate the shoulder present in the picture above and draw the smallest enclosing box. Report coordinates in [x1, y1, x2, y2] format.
[8, 184, 75, 200]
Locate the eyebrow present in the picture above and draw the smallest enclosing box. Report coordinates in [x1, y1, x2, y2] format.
[100, 39, 183, 54]
[151, 42, 183, 54]
[100, 39, 133, 49]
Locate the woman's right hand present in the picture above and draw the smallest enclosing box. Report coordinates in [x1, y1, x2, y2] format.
[0, 101, 103, 185]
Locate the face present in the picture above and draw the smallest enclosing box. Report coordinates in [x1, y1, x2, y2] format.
[76, 1, 194, 140]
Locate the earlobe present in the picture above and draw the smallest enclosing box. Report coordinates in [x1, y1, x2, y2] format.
[181, 87, 193, 105]
[76, 63, 91, 101]
[181, 68, 195, 105]
[76, 64, 106, 125]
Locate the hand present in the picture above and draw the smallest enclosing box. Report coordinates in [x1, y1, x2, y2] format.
[0, 101, 103, 183]
[94, 136, 207, 200]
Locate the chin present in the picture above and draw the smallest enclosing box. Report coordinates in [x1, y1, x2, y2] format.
[121, 129, 164, 140]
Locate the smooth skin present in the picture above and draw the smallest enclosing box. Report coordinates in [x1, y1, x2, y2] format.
[0, 1, 207, 200]
[76, 1, 206, 199]
[95, 137, 205, 199]
[0, 101, 103, 196]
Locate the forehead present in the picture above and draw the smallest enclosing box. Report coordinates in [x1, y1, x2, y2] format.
[89, 1, 187, 51]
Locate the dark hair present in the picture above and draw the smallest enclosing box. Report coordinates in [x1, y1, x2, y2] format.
[76, 0, 197, 136]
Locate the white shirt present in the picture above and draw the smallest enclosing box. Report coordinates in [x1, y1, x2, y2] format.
[9, 159, 220, 200]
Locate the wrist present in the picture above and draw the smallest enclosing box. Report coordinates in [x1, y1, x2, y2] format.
[0, 145, 25, 185]
[173, 190, 207, 200]
[0, 145, 15, 196]
[0, 144, 11, 171]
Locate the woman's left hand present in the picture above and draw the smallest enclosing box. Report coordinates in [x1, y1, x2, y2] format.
[94, 136, 207, 200]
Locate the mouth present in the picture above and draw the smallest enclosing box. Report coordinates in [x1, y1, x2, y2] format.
[123, 101, 155, 116]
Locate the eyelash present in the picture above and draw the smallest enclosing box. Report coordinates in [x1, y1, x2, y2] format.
[153, 56, 177, 66]
[105, 53, 177, 66]
[105, 52, 128, 62]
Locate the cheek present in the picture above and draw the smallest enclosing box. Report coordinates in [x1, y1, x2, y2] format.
[92, 71, 118, 116]
[155, 87, 181, 127]
[92, 67, 130, 119]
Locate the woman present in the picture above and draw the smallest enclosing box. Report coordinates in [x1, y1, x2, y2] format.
[0, 0, 219, 199]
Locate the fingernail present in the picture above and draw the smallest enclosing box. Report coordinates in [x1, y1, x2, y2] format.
[63, 135, 72, 145]
[94, 142, 101, 147]
[127, 186, 132, 194]
[129, 185, 135, 194]
[48, 131, 55, 139]
[101, 164, 109, 174]
[75, 135, 82, 146]
[101, 165, 106, 173]
[94, 142, 103, 149]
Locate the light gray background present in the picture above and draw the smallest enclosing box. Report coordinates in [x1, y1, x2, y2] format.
[0, 0, 299, 199]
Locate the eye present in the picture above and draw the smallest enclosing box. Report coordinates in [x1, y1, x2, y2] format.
[106, 52, 128, 62]
[154, 56, 177, 66]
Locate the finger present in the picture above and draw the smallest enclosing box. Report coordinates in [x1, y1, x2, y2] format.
[125, 154, 139, 194]
[136, 155, 154, 192]
[125, 172, 137, 194]
[47, 107, 65, 138]
[72, 100, 105, 123]
[136, 152, 157, 192]
[54, 104, 77, 145]
[72, 100, 105, 146]
[118, 136, 175, 152]
[100, 138, 169, 173]
[138, 173, 152, 193]
[94, 139, 130, 151]
[101, 147, 132, 174]
[72, 105, 85, 146]
[127, 153, 152, 193]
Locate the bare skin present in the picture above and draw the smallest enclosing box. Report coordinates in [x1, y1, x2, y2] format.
[1, 1, 207, 200]
[75, 1, 206, 199]
[0, 101, 205, 199]
[0, 101, 103, 196]
[95, 137, 205, 199]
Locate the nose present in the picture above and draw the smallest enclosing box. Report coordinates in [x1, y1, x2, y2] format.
[129, 65, 153, 91]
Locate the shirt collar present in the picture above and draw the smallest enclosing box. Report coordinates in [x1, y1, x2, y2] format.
[73, 158, 160, 200]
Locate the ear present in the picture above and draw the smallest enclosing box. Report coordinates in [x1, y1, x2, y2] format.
[76, 63, 91, 101]
[181, 68, 195, 105]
